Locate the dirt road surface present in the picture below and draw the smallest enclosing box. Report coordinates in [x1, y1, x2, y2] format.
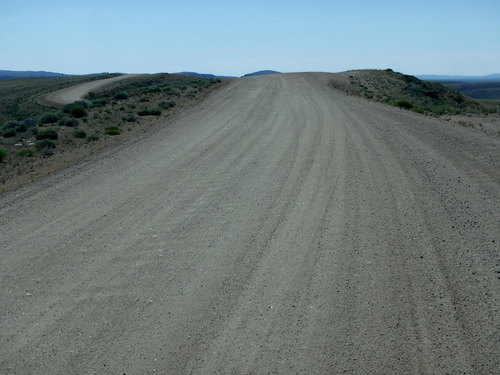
[1, 73, 498, 374]
[42, 74, 143, 106]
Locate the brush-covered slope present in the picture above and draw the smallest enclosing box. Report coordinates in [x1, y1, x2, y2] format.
[330, 69, 484, 115]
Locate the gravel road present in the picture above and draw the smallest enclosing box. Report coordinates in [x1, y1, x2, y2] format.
[42, 74, 143, 106]
[1, 73, 498, 374]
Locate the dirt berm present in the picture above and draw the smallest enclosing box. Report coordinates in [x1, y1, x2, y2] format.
[1, 73, 498, 374]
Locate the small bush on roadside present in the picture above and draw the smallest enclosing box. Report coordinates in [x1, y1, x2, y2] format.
[394, 100, 413, 110]
[72, 129, 87, 138]
[40, 113, 59, 124]
[159, 100, 176, 109]
[114, 92, 129, 100]
[105, 126, 121, 135]
[35, 129, 58, 140]
[0, 148, 7, 161]
[137, 108, 161, 116]
[35, 139, 57, 151]
[17, 149, 35, 157]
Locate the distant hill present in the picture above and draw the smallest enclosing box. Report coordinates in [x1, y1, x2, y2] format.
[417, 74, 500, 99]
[0, 70, 71, 79]
[435, 81, 500, 100]
[418, 74, 500, 82]
[0, 70, 116, 80]
[242, 70, 281, 78]
[176, 72, 236, 79]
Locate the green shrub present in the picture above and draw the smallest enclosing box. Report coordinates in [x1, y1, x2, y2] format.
[35, 139, 57, 151]
[159, 101, 176, 109]
[394, 100, 413, 110]
[87, 133, 100, 142]
[0, 148, 7, 161]
[63, 101, 88, 112]
[59, 118, 79, 127]
[16, 123, 27, 132]
[105, 128, 121, 135]
[72, 129, 87, 138]
[2, 128, 17, 138]
[105, 126, 120, 135]
[35, 129, 58, 140]
[114, 92, 129, 100]
[137, 108, 161, 116]
[17, 149, 35, 157]
[123, 115, 137, 122]
[68, 107, 86, 118]
[40, 113, 59, 124]
[3, 120, 21, 129]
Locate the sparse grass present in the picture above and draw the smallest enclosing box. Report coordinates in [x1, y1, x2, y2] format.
[0, 147, 7, 161]
[91, 98, 108, 107]
[123, 115, 137, 122]
[17, 149, 35, 157]
[87, 133, 100, 142]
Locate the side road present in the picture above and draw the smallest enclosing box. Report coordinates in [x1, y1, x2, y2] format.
[42, 74, 143, 106]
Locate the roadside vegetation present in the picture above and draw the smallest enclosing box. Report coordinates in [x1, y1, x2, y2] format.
[331, 69, 491, 116]
[0, 73, 224, 190]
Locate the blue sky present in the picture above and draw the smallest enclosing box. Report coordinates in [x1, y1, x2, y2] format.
[1, 0, 499, 76]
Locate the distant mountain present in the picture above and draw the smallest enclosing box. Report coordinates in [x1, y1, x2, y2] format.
[242, 70, 281, 78]
[176, 72, 236, 79]
[418, 74, 500, 82]
[0, 70, 72, 79]
[0, 70, 116, 80]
